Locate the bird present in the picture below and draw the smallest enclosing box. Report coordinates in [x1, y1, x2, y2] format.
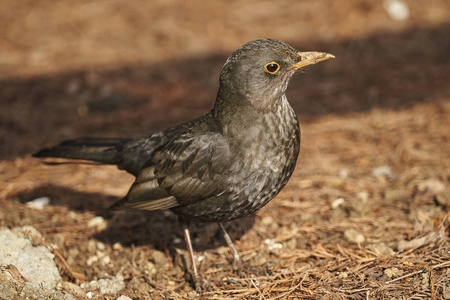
[33, 39, 334, 291]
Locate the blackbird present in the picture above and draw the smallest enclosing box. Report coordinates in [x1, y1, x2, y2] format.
[34, 39, 334, 290]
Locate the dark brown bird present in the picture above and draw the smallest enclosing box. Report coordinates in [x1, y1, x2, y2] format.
[34, 39, 334, 290]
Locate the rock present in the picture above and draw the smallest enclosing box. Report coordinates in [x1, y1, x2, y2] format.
[87, 216, 108, 231]
[331, 198, 345, 209]
[81, 276, 125, 295]
[0, 226, 62, 289]
[384, 267, 403, 278]
[372, 166, 392, 178]
[344, 229, 365, 244]
[0, 268, 75, 300]
[417, 178, 445, 194]
[26, 197, 51, 209]
[264, 239, 283, 251]
[366, 243, 394, 255]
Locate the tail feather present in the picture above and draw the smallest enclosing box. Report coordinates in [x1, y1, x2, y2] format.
[33, 137, 129, 165]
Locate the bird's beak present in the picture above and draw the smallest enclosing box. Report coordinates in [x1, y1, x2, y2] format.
[289, 52, 335, 70]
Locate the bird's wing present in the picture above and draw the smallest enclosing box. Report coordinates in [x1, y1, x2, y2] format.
[114, 132, 232, 211]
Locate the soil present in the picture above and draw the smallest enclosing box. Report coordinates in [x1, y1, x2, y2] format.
[1, 0, 449, 299]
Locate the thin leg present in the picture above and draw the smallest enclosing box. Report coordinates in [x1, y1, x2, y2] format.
[182, 222, 202, 291]
[218, 222, 242, 269]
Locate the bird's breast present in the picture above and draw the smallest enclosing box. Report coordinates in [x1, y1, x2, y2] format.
[222, 97, 300, 213]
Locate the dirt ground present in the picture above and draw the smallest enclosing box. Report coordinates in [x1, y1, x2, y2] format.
[1, 0, 449, 299]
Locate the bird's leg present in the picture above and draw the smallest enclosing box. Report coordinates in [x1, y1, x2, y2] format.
[218, 222, 243, 270]
[181, 222, 203, 292]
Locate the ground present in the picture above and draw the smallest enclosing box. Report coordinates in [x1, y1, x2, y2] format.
[0, 0, 449, 299]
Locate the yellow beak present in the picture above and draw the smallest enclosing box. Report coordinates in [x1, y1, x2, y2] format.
[289, 52, 335, 70]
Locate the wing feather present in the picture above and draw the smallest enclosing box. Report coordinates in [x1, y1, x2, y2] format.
[116, 132, 232, 211]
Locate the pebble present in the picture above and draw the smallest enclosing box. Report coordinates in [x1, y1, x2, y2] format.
[372, 166, 392, 178]
[26, 197, 50, 209]
[384, 267, 403, 278]
[87, 216, 108, 231]
[344, 229, 365, 244]
[81, 276, 125, 295]
[418, 178, 445, 194]
[264, 239, 283, 250]
[366, 243, 393, 255]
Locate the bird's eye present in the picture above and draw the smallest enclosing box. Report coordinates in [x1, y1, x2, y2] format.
[264, 62, 280, 74]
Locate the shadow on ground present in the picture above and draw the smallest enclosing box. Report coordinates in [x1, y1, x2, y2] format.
[11, 184, 256, 252]
[1, 24, 449, 159]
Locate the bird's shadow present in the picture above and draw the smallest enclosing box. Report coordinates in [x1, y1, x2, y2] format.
[13, 184, 255, 253]
[2, 24, 450, 161]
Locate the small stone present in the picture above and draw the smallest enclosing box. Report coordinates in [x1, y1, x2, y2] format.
[344, 229, 365, 244]
[97, 242, 106, 251]
[384, 267, 403, 278]
[113, 242, 123, 250]
[81, 276, 125, 295]
[100, 254, 111, 264]
[87, 216, 108, 231]
[366, 243, 393, 255]
[331, 198, 345, 209]
[260, 216, 274, 226]
[264, 239, 283, 251]
[372, 166, 392, 178]
[87, 239, 97, 253]
[418, 179, 445, 194]
[26, 197, 51, 209]
[338, 272, 348, 279]
[86, 255, 98, 266]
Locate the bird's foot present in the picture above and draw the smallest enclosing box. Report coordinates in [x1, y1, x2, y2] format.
[185, 272, 209, 293]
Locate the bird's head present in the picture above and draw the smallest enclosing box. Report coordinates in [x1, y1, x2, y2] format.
[216, 39, 334, 112]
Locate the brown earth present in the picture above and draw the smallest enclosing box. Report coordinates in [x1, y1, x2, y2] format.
[1, 0, 449, 299]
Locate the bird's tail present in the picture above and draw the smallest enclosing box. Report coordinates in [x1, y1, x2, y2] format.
[33, 137, 129, 165]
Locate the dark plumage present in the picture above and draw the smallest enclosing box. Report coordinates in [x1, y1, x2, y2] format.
[34, 39, 334, 290]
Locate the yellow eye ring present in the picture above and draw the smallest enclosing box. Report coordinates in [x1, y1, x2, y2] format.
[264, 62, 280, 74]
